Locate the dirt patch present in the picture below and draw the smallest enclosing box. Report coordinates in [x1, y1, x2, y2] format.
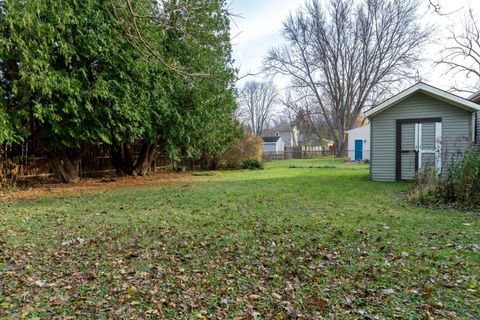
[1, 171, 215, 202]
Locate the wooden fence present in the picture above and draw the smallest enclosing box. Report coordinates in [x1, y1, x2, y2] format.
[262, 150, 336, 162]
[3, 144, 372, 181]
[1, 142, 203, 182]
[77, 144, 202, 178]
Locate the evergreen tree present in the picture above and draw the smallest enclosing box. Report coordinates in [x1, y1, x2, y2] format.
[0, 0, 239, 181]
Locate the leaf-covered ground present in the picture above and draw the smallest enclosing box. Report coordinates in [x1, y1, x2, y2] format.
[1, 159, 479, 319]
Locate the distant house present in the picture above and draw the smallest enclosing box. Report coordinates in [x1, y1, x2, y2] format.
[264, 125, 299, 149]
[366, 82, 480, 181]
[262, 136, 285, 153]
[265, 124, 329, 152]
[346, 124, 370, 161]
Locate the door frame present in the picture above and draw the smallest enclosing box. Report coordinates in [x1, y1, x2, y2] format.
[395, 117, 442, 181]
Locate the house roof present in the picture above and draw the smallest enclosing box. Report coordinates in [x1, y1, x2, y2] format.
[346, 124, 370, 134]
[264, 124, 293, 135]
[262, 136, 281, 143]
[365, 82, 480, 118]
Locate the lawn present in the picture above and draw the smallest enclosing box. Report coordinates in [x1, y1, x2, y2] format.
[1, 159, 478, 319]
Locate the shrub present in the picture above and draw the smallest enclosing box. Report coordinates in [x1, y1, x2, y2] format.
[406, 149, 480, 209]
[0, 159, 20, 191]
[449, 149, 480, 206]
[218, 131, 262, 169]
[241, 159, 264, 170]
[406, 167, 441, 206]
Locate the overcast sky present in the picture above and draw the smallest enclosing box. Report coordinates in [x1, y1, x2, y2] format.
[230, 0, 480, 96]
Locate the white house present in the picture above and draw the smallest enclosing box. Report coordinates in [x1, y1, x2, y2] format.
[346, 124, 370, 161]
[264, 125, 299, 149]
[262, 136, 285, 153]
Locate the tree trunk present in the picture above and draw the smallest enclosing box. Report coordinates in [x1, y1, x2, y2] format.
[133, 141, 161, 176]
[111, 140, 161, 177]
[111, 147, 124, 175]
[208, 156, 220, 170]
[335, 135, 346, 157]
[335, 120, 347, 157]
[110, 143, 134, 175]
[47, 152, 82, 183]
[37, 138, 86, 183]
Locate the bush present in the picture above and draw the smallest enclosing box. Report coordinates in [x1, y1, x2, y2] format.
[241, 159, 264, 170]
[0, 159, 20, 191]
[406, 149, 480, 208]
[217, 131, 262, 169]
[406, 167, 441, 206]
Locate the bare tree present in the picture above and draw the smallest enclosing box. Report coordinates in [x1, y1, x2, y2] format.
[437, 9, 480, 94]
[279, 93, 303, 149]
[238, 80, 279, 136]
[264, 0, 431, 156]
[280, 91, 329, 152]
[427, 0, 462, 16]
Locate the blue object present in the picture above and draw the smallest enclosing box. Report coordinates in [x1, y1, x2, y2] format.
[355, 139, 363, 161]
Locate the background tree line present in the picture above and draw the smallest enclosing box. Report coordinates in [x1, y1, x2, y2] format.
[238, 0, 479, 156]
[0, 0, 240, 183]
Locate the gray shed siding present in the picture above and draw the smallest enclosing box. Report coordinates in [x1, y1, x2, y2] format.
[370, 92, 473, 181]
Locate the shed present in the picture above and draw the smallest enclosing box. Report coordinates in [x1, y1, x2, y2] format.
[366, 82, 480, 181]
[262, 136, 285, 153]
[346, 124, 370, 161]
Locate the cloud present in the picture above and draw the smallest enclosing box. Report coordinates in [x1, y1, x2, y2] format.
[230, 0, 302, 83]
[231, 0, 302, 48]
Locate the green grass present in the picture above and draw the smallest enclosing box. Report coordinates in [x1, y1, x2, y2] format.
[1, 160, 478, 319]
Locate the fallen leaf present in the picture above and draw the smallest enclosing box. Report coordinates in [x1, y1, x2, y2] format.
[382, 288, 395, 296]
[61, 237, 86, 247]
[249, 294, 260, 301]
[315, 299, 329, 308]
[272, 293, 282, 300]
[34, 280, 47, 287]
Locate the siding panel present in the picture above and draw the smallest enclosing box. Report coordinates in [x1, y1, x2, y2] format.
[422, 123, 435, 150]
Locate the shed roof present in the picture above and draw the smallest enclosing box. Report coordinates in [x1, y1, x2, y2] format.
[469, 90, 480, 103]
[262, 136, 281, 143]
[365, 82, 480, 118]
